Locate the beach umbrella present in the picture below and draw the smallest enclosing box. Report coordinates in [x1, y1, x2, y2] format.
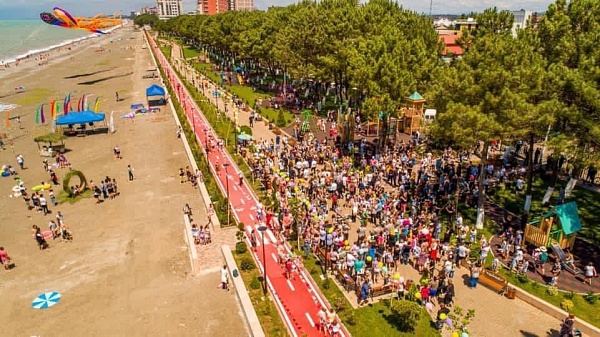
[237, 133, 252, 141]
[31, 291, 61, 309]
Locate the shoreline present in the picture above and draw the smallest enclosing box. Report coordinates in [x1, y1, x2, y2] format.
[0, 23, 126, 80]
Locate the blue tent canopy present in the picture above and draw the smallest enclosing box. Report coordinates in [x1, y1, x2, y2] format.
[56, 111, 106, 126]
[146, 84, 165, 97]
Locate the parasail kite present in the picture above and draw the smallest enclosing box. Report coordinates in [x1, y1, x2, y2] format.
[40, 7, 122, 34]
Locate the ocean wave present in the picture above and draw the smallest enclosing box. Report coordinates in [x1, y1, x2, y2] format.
[1, 23, 124, 64]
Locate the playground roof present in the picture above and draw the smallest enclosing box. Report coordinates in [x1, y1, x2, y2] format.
[408, 92, 424, 101]
[549, 202, 582, 235]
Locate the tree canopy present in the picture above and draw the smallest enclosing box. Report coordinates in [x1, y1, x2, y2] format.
[135, 0, 600, 172]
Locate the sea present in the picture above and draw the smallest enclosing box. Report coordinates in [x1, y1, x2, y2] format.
[0, 20, 98, 63]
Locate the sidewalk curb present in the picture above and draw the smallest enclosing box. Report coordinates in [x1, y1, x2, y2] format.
[221, 245, 266, 337]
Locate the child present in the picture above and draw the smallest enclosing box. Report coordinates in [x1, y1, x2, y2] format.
[492, 257, 500, 272]
[49, 189, 57, 206]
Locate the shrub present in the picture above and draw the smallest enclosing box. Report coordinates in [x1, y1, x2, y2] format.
[235, 241, 247, 254]
[564, 291, 575, 300]
[249, 277, 261, 290]
[322, 278, 331, 290]
[560, 300, 574, 312]
[239, 125, 253, 135]
[341, 311, 357, 326]
[584, 291, 598, 304]
[546, 286, 559, 296]
[240, 257, 256, 271]
[516, 273, 529, 284]
[387, 300, 422, 332]
[276, 109, 286, 127]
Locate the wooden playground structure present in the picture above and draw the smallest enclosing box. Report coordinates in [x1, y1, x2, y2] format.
[523, 202, 582, 250]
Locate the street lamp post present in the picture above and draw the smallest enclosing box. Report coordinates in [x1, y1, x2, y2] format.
[223, 163, 230, 226]
[203, 129, 209, 152]
[257, 225, 268, 296]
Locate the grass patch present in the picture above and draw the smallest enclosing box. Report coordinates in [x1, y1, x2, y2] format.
[16, 88, 54, 106]
[159, 44, 172, 60]
[489, 174, 600, 244]
[56, 188, 93, 205]
[302, 255, 439, 337]
[95, 61, 109, 66]
[193, 62, 294, 127]
[182, 45, 200, 59]
[233, 249, 288, 336]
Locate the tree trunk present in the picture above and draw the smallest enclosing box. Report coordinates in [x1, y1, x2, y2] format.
[476, 141, 489, 229]
[524, 132, 535, 212]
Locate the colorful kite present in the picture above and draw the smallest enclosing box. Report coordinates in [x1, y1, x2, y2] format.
[39, 7, 122, 34]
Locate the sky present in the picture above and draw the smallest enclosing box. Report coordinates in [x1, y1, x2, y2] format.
[0, 0, 554, 19]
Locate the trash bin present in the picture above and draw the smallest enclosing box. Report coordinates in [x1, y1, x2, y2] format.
[506, 287, 517, 299]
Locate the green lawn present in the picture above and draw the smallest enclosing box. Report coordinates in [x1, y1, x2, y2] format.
[489, 174, 600, 244]
[159, 44, 171, 59]
[193, 63, 294, 127]
[302, 255, 440, 337]
[233, 248, 288, 336]
[182, 45, 200, 59]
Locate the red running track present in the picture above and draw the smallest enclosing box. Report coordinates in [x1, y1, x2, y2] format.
[146, 33, 348, 337]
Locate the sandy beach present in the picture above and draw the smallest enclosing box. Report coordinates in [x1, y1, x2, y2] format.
[0, 25, 246, 336]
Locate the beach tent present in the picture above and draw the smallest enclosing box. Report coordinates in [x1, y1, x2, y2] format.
[146, 84, 166, 107]
[146, 84, 165, 97]
[56, 111, 106, 126]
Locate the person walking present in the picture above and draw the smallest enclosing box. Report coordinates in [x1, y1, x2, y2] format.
[127, 165, 134, 181]
[39, 194, 49, 215]
[584, 262, 597, 286]
[550, 261, 562, 286]
[113, 145, 121, 159]
[559, 314, 575, 337]
[115, 91, 119, 102]
[469, 262, 481, 289]
[16, 154, 24, 170]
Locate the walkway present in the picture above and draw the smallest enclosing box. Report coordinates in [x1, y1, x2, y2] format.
[167, 43, 573, 337]
[150, 36, 339, 337]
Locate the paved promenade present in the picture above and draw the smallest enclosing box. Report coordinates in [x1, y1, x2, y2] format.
[167, 43, 571, 337]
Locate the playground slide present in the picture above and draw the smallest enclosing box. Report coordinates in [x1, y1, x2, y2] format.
[237, 74, 244, 86]
[551, 243, 581, 274]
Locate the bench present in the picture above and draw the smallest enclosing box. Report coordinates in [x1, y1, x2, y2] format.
[371, 284, 393, 297]
[336, 270, 356, 292]
[479, 269, 508, 294]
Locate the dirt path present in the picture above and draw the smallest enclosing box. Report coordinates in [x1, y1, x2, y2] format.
[0, 28, 246, 336]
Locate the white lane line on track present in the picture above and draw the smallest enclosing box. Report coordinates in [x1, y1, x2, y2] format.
[287, 279, 295, 292]
[305, 313, 315, 327]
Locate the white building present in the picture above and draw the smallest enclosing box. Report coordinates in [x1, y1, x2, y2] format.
[512, 10, 533, 37]
[157, 0, 183, 19]
[234, 0, 254, 11]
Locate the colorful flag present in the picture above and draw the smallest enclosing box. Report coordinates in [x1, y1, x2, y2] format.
[40, 104, 45, 124]
[63, 93, 71, 115]
[94, 97, 100, 112]
[35, 105, 41, 124]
